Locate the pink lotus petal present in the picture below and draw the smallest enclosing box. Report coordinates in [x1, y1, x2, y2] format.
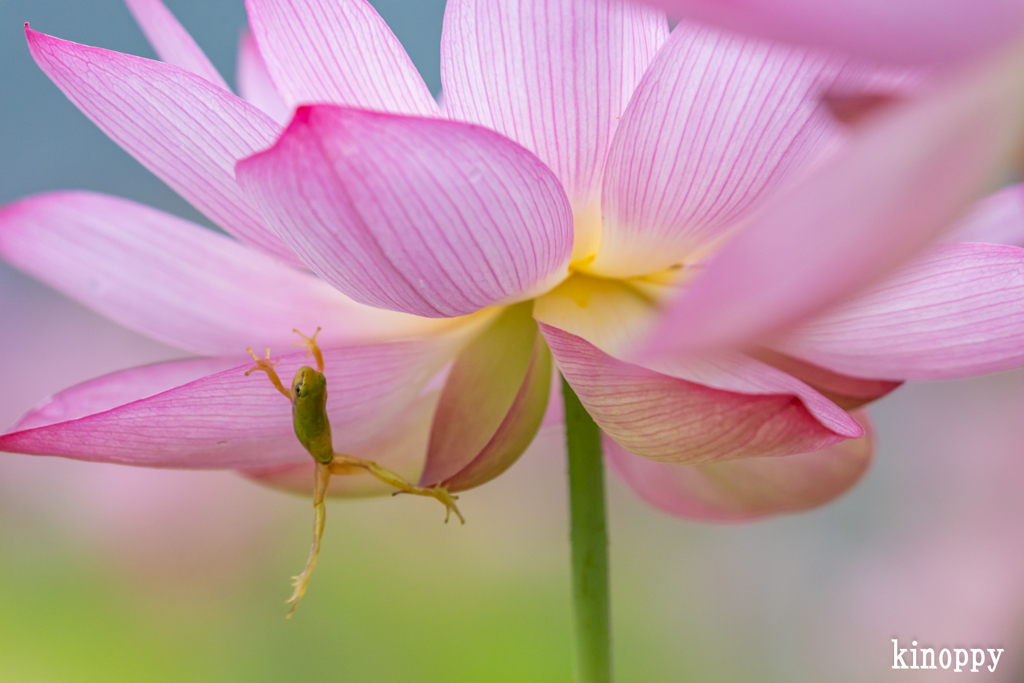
[641, 0, 1024, 67]
[532, 273, 860, 435]
[945, 184, 1024, 246]
[237, 29, 290, 124]
[642, 350, 861, 439]
[0, 191, 446, 356]
[607, 409, 874, 522]
[246, 0, 438, 116]
[0, 341, 452, 469]
[237, 106, 573, 318]
[749, 348, 901, 410]
[25, 27, 297, 264]
[542, 324, 858, 465]
[821, 90, 908, 127]
[638, 38, 1024, 358]
[773, 242, 1024, 380]
[592, 22, 859, 277]
[540, 365, 565, 428]
[12, 357, 241, 431]
[441, 0, 667, 258]
[419, 303, 551, 492]
[245, 392, 439, 497]
[124, 0, 230, 90]
[442, 334, 551, 492]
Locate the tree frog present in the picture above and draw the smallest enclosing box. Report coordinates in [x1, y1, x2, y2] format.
[246, 328, 463, 617]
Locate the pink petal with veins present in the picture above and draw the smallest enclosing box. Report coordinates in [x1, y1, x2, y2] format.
[25, 27, 297, 264]
[607, 409, 873, 522]
[237, 106, 573, 318]
[442, 0, 666, 249]
[638, 38, 1024, 358]
[246, 0, 438, 116]
[0, 342, 452, 469]
[749, 349, 901, 410]
[237, 28, 290, 124]
[532, 274, 859, 435]
[774, 242, 1024, 380]
[12, 357, 241, 431]
[640, 0, 1024, 67]
[124, 0, 230, 90]
[945, 184, 1024, 246]
[0, 191, 445, 356]
[542, 325, 858, 465]
[593, 21, 857, 277]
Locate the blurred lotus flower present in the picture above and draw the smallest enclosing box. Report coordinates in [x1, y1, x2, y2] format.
[3, 0, 1024, 522]
[633, 0, 1024, 68]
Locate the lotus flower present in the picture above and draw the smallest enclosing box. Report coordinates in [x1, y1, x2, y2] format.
[4, 0, 1024, 522]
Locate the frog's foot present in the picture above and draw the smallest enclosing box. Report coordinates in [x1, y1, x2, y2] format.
[286, 461, 331, 619]
[292, 327, 324, 373]
[421, 485, 464, 525]
[331, 454, 465, 525]
[245, 347, 290, 399]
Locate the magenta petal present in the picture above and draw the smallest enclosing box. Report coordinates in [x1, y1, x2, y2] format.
[237, 106, 573, 318]
[638, 40, 1024, 358]
[773, 243, 1024, 380]
[0, 342, 452, 469]
[441, 0, 667, 230]
[542, 324, 858, 465]
[25, 27, 297, 264]
[246, 0, 438, 116]
[640, 0, 1024, 67]
[419, 303, 552, 492]
[607, 410, 874, 522]
[237, 29, 290, 124]
[0, 191, 443, 355]
[945, 184, 1024, 246]
[124, 0, 230, 90]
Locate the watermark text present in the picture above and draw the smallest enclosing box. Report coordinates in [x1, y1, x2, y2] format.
[893, 639, 1003, 673]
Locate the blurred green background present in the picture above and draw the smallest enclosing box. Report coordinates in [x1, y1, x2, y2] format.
[3, 1, 1024, 681]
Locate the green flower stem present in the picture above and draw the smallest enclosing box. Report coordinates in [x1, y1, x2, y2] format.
[562, 375, 611, 683]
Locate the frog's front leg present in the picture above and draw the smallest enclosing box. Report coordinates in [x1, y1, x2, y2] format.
[244, 347, 290, 398]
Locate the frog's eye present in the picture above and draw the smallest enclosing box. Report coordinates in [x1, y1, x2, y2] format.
[292, 373, 306, 399]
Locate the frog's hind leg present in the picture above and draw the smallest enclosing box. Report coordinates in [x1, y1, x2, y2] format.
[330, 454, 465, 525]
[286, 460, 331, 618]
